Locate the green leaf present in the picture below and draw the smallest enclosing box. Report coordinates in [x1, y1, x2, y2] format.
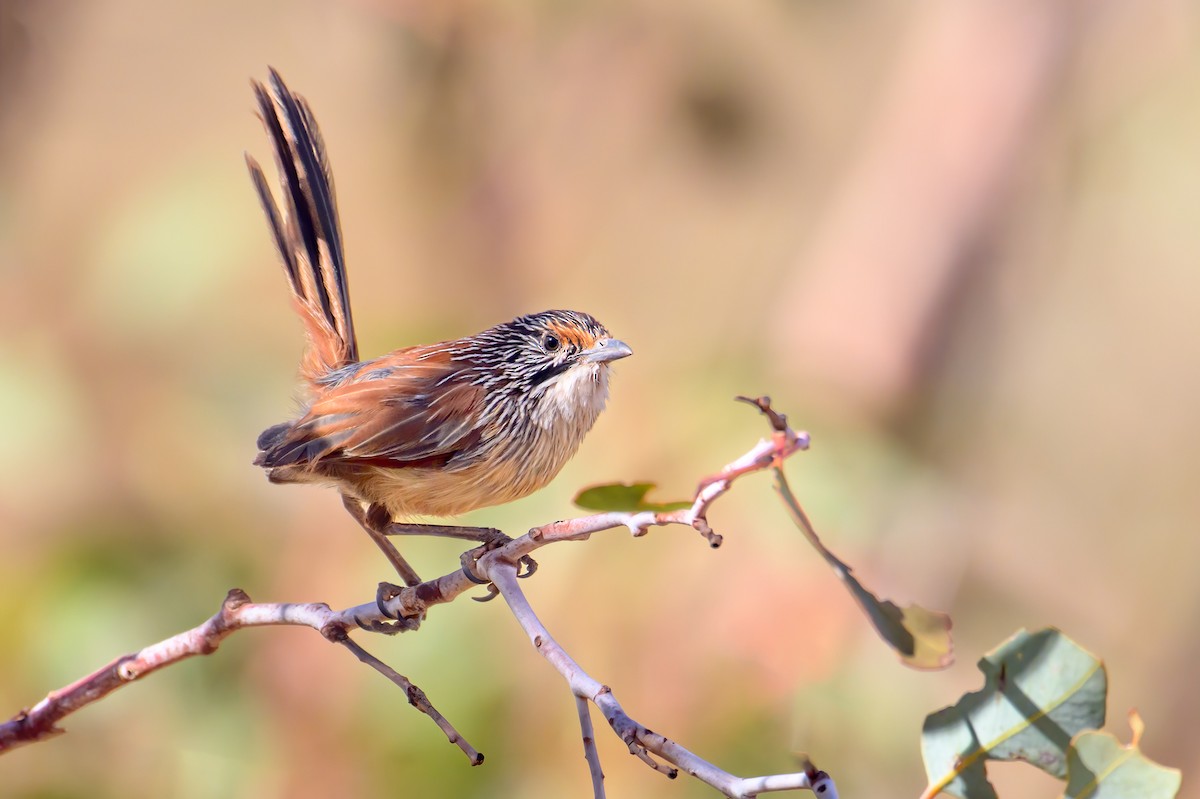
[573, 482, 692, 513]
[920, 628, 1107, 799]
[1061, 711, 1181, 799]
[773, 468, 953, 670]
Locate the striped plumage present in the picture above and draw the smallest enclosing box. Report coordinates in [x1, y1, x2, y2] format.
[246, 70, 631, 519]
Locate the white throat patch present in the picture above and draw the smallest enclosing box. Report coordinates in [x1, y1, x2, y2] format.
[533, 363, 611, 430]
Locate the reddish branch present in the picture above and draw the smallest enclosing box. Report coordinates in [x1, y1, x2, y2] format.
[0, 590, 479, 762]
[2, 398, 837, 799]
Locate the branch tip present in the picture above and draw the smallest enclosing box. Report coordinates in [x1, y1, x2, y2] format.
[734, 394, 788, 432]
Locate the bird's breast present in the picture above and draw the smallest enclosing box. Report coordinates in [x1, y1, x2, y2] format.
[359, 367, 610, 518]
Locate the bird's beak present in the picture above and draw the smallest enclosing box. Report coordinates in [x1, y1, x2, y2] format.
[582, 338, 633, 364]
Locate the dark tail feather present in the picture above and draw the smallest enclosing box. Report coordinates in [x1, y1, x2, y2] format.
[247, 68, 359, 386]
[256, 421, 293, 453]
[255, 415, 353, 474]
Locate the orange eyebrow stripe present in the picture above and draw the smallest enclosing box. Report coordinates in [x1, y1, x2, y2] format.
[546, 320, 598, 348]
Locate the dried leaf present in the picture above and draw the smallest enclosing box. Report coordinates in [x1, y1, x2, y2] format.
[773, 468, 953, 669]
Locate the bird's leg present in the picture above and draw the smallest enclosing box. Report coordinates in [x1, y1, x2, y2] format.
[341, 496, 426, 628]
[379, 521, 508, 543]
[341, 496, 424, 586]
[379, 520, 539, 590]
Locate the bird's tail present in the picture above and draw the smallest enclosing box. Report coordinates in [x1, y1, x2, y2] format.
[246, 68, 359, 388]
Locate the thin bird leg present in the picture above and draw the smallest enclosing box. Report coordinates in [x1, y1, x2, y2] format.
[382, 521, 509, 543]
[341, 495, 423, 587]
[342, 498, 429, 628]
[380, 521, 539, 587]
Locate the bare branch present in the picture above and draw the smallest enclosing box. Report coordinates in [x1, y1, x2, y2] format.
[0, 589, 478, 761]
[514, 422, 807, 557]
[373, 411, 809, 625]
[4, 398, 838, 797]
[486, 563, 837, 798]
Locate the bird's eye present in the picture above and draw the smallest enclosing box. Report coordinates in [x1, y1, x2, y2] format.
[542, 333, 561, 352]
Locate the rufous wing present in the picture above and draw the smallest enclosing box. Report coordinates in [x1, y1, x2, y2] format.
[257, 357, 487, 471]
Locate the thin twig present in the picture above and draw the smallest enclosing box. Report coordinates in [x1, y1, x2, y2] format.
[507, 424, 807, 557]
[373, 416, 809, 624]
[333, 630, 483, 765]
[575, 694, 606, 799]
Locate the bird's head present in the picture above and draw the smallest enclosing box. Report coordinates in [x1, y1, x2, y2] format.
[472, 310, 632, 423]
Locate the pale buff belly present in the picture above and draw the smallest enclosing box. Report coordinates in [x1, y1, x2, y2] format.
[355, 449, 566, 518]
[354, 406, 600, 518]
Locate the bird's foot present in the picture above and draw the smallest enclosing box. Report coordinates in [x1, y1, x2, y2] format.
[460, 531, 538, 601]
[364, 581, 423, 633]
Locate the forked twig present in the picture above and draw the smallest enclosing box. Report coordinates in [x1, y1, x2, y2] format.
[0, 589, 478, 762]
[3, 398, 837, 798]
[487, 563, 837, 798]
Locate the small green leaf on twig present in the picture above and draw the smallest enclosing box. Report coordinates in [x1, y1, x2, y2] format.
[919, 628, 1107, 799]
[772, 467, 953, 670]
[573, 483, 693, 513]
[1061, 710, 1181, 799]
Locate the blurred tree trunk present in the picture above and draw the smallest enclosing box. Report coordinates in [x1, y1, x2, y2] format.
[775, 1, 1086, 422]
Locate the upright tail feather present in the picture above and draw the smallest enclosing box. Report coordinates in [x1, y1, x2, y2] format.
[246, 68, 359, 388]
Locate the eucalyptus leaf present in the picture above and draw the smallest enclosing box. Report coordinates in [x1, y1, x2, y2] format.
[921, 628, 1107, 799]
[1061, 711, 1181, 799]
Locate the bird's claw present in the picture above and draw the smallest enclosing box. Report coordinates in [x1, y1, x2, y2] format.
[460, 533, 537, 595]
[354, 614, 419, 635]
[460, 548, 493, 585]
[471, 583, 501, 603]
[376, 581, 407, 618]
[366, 581, 422, 633]
[459, 531, 513, 582]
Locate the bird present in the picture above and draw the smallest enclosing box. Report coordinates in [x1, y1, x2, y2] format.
[244, 69, 631, 601]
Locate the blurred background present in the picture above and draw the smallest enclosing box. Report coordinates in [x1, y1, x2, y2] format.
[1, 1, 1198, 797]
